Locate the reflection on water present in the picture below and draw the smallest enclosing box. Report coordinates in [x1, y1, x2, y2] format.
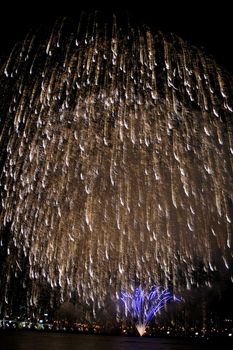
[0, 331, 231, 350]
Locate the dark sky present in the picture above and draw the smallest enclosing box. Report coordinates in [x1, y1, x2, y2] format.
[0, 1, 232, 74]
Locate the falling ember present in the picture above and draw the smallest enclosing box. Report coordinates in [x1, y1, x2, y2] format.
[0, 15, 233, 316]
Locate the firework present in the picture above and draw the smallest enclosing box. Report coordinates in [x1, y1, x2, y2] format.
[121, 285, 180, 336]
[0, 15, 232, 317]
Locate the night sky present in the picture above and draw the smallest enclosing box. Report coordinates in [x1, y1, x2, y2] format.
[0, 0, 233, 328]
[0, 3, 232, 254]
[0, 0, 232, 74]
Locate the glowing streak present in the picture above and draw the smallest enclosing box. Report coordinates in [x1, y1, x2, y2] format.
[0, 15, 232, 317]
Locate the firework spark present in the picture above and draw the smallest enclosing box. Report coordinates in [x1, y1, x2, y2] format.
[0, 15, 232, 317]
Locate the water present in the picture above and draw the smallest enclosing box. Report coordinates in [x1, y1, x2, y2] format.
[0, 332, 227, 350]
